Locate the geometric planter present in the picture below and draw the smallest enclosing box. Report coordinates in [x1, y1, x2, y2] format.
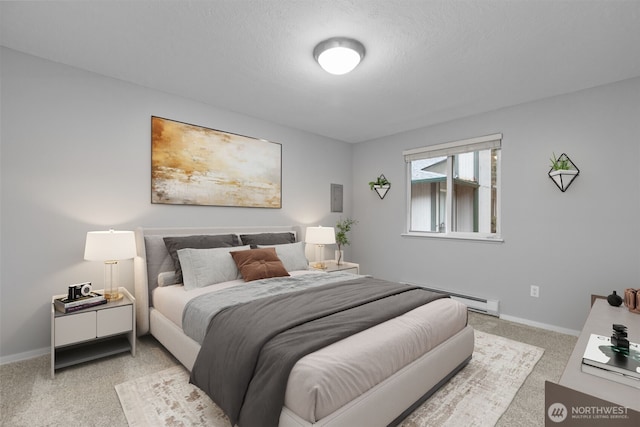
[370, 174, 391, 199]
[373, 184, 390, 199]
[548, 153, 580, 192]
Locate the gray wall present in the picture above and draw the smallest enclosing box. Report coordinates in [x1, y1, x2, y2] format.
[2, 46, 639, 360]
[0, 48, 353, 360]
[351, 77, 640, 333]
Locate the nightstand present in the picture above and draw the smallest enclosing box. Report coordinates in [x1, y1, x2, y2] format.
[312, 261, 360, 274]
[51, 287, 136, 378]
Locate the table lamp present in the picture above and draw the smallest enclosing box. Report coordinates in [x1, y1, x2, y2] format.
[84, 229, 136, 301]
[305, 226, 336, 269]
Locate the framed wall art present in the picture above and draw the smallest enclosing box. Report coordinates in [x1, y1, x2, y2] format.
[151, 116, 282, 208]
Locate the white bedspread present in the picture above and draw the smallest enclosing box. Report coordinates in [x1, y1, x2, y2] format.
[285, 298, 467, 422]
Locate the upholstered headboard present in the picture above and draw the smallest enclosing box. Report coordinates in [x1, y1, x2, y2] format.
[133, 225, 302, 335]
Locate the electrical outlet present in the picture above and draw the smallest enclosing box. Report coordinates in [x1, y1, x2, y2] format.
[530, 285, 540, 298]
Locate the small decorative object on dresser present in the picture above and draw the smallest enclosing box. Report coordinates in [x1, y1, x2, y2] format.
[607, 290, 623, 307]
[624, 288, 640, 314]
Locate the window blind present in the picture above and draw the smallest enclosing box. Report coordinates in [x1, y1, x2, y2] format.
[403, 133, 502, 162]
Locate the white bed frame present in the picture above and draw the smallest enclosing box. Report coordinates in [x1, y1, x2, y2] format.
[133, 226, 474, 427]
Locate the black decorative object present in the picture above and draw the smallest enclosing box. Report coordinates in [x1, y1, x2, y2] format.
[611, 324, 630, 355]
[607, 291, 623, 307]
[548, 153, 580, 192]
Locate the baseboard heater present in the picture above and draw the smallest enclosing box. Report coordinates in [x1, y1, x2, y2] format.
[403, 283, 500, 317]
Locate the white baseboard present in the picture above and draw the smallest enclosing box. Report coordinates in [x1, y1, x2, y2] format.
[0, 346, 49, 365]
[499, 314, 580, 337]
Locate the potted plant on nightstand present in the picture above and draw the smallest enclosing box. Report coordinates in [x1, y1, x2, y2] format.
[548, 152, 579, 192]
[369, 174, 391, 199]
[335, 218, 357, 265]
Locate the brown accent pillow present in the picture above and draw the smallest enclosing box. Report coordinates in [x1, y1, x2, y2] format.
[230, 248, 290, 282]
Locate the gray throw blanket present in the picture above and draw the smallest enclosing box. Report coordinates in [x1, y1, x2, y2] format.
[183, 272, 360, 344]
[189, 276, 447, 427]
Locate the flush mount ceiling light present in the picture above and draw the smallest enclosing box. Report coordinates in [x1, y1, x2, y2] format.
[313, 37, 365, 75]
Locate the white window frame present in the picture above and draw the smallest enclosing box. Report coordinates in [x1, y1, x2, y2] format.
[402, 133, 503, 242]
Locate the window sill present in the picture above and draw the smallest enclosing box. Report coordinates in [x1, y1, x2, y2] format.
[401, 232, 504, 243]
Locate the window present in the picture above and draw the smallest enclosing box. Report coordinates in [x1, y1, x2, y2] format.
[403, 134, 502, 240]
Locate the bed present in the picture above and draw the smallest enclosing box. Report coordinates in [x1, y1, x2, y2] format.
[133, 225, 474, 427]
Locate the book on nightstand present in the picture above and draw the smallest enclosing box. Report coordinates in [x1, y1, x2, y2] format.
[581, 333, 640, 389]
[53, 292, 106, 313]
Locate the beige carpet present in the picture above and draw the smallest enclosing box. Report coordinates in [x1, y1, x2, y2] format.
[115, 330, 543, 427]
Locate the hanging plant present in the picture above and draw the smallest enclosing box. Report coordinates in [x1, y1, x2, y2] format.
[548, 152, 580, 192]
[368, 175, 390, 190]
[369, 174, 391, 199]
[549, 152, 572, 171]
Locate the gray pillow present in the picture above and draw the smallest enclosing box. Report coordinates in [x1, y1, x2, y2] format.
[178, 245, 250, 290]
[157, 271, 178, 287]
[239, 232, 295, 248]
[257, 242, 309, 272]
[144, 235, 176, 288]
[163, 234, 240, 282]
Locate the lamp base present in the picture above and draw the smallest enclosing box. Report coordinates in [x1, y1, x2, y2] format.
[104, 290, 123, 302]
[312, 262, 327, 270]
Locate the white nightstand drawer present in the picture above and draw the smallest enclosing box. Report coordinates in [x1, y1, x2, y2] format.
[339, 267, 359, 274]
[97, 305, 132, 337]
[55, 311, 96, 347]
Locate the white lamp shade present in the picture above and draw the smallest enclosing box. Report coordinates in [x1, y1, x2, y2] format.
[84, 230, 136, 261]
[305, 226, 336, 245]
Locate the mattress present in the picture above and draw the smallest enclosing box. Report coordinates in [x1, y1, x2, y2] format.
[152, 273, 468, 423]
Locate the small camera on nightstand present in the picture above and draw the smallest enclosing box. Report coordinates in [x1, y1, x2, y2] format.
[67, 282, 92, 300]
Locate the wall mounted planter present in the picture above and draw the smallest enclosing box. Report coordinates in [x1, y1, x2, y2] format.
[548, 153, 579, 192]
[373, 185, 390, 199]
[369, 174, 391, 199]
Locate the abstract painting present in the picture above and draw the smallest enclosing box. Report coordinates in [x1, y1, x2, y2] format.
[151, 116, 282, 208]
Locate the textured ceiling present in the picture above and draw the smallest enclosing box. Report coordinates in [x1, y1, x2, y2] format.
[2, 1, 640, 143]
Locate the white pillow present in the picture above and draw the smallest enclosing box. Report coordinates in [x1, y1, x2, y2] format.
[257, 241, 309, 272]
[177, 245, 250, 291]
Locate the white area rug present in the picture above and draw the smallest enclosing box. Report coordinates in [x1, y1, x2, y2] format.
[115, 331, 543, 427]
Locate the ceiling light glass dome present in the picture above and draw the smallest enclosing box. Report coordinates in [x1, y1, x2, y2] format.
[313, 37, 365, 75]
